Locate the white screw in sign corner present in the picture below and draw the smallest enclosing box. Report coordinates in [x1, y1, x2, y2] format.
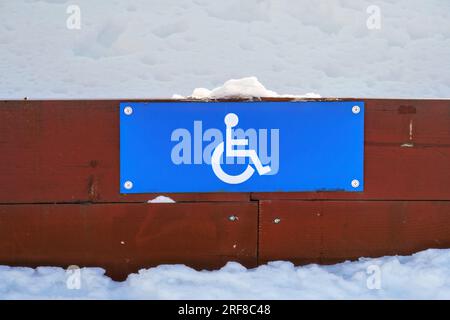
[124, 106, 133, 116]
[352, 106, 361, 114]
[124, 181, 133, 190]
[351, 179, 360, 188]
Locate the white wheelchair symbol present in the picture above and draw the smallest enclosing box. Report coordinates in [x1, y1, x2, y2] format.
[211, 113, 271, 184]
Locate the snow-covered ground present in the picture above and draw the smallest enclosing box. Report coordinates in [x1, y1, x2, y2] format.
[1, 0, 449, 99]
[1, 249, 450, 299]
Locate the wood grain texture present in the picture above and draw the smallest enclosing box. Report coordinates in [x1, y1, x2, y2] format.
[259, 200, 450, 265]
[0, 202, 257, 280]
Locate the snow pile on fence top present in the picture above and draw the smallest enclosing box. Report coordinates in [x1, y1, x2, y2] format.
[174, 77, 320, 99]
[1, 249, 450, 299]
[1, 1, 449, 99]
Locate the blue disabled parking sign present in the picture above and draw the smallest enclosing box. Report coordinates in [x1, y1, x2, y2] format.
[120, 101, 364, 193]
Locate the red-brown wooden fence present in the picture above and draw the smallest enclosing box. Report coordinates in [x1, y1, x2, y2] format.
[0, 99, 449, 280]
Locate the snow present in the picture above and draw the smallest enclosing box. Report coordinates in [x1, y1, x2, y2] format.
[180, 77, 320, 99]
[1, 0, 449, 99]
[1, 249, 450, 299]
[147, 196, 176, 203]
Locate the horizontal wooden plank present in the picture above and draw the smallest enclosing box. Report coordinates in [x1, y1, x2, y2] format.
[0, 99, 449, 203]
[0, 100, 249, 203]
[259, 200, 450, 265]
[0, 202, 257, 280]
[253, 99, 450, 200]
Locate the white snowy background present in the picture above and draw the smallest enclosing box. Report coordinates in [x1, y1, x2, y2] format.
[0, 0, 449, 99]
[0, 0, 450, 299]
